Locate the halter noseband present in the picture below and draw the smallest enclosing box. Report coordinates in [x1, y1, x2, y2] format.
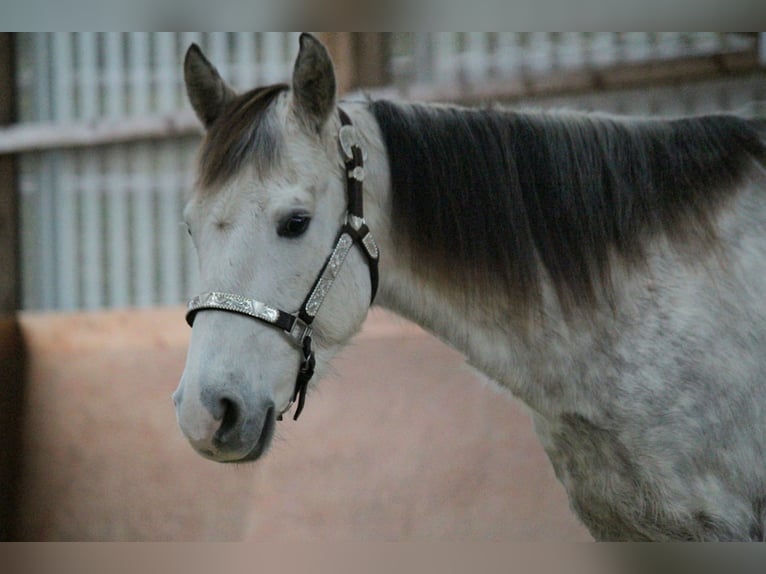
[185, 109, 379, 421]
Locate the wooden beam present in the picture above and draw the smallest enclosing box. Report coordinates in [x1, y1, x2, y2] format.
[0, 111, 202, 155]
[0, 32, 25, 541]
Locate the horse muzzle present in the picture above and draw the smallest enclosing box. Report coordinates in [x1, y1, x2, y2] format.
[173, 383, 277, 463]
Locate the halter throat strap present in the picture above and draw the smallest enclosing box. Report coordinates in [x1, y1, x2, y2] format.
[186, 108, 379, 421]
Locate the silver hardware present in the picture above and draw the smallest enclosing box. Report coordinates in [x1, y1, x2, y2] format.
[345, 214, 378, 259]
[347, 214, 365, 231]
[339, 125, 357, 161]
[288, 319, 312, 346]
[187, 292, 280, 326]
[350, 166, 365, 182]
[362, 233, 380, 259]
[303, 233, 354, 317]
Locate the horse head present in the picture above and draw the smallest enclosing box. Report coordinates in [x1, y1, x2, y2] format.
[173, 34, 377, 462]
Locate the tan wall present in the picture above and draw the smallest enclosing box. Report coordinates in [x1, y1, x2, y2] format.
[14, 308, 589, 541]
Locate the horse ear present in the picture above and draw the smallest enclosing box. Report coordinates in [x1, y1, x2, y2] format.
[184, 43, 236, 128]
[291, 33, 336, 132]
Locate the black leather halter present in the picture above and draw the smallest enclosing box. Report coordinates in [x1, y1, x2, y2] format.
[186, 109, 379, 421]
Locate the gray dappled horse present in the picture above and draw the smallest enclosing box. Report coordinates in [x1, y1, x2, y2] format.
[174, 33, 766, 541]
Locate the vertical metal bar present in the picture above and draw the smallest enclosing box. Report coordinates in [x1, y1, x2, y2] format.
[78, 32, 103, 309]
[525, 32, 553, 73]
[433, 32, 457, 85]
[495, 33, 521, 77]
[260, 32, 284, 83]
[687, 32, 712, 54]
[208, 32, 228, 80]
[104, 32, 130, 308]
[657, 32, 683, 59]
[623, 32, 651, 63]
[28, 33, 55, 309]
[19, 153, 38, 309]
[153, 32, 176, 113]
[464, 32, 489, 83]
[589, 32, 617, 68]
[52, 32, 78, 309]
[557, 32, 585, 69]
[129, 32, 155, 307]
[235, 33, 256, 90]
[37, 150, 57, 310]
[412, 33, 433, 85]
[156, 32, 182, 306]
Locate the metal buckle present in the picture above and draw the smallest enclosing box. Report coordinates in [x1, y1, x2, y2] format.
[288, 318, 312, 348]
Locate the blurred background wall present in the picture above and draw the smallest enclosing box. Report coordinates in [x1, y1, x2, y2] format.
[0, 32, 764, 540]
[4, 32, 764, 313]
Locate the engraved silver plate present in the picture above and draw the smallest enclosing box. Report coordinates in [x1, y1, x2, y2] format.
[339, 125, 357, 160]
[187, 292, 280, 325]
[362, 233, 380, 259]
[303, 233, 353, 317]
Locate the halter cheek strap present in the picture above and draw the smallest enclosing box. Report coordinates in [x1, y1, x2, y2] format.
[186, 108, 379, 421]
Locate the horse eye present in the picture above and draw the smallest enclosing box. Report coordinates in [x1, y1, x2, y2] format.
[277, 214, 311, 238]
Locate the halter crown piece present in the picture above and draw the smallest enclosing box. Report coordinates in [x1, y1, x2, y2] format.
[186, 109, 379, 421]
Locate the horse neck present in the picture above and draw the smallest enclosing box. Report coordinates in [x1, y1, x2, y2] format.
[349, 103, 577, 401]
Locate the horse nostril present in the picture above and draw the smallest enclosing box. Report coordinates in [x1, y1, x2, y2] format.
[215, 397, 241, 442]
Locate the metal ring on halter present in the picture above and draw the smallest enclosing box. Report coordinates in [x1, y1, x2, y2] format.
[185, 108, 379, 421]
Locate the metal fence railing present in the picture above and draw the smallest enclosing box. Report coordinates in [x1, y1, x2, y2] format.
[392, 33, 755, 83]
[388, 33, 761, 101]
[8, 33, 766, 311]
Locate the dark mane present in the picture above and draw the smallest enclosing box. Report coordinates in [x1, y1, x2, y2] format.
[370, 100, 766, 315]
[199, 83, 288, 188]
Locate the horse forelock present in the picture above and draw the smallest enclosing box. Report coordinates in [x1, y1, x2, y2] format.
[370, 100, 766, 317]
[197, 83, 289, 191]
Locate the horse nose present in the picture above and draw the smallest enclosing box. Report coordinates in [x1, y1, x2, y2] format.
[174, 387, 240, 449]
[174, 383, 275, 462]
